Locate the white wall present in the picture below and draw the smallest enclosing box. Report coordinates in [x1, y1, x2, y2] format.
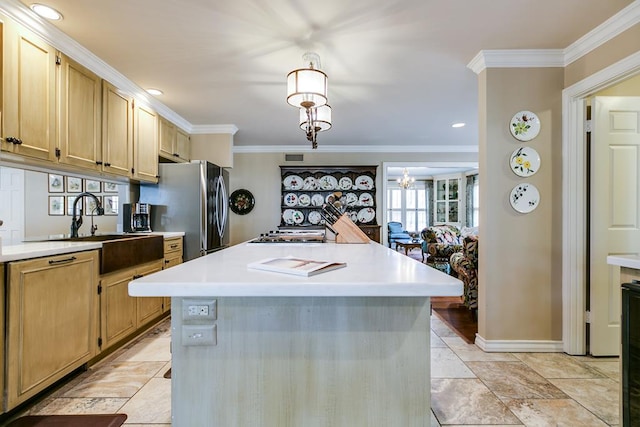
[24, 170, 119, 238]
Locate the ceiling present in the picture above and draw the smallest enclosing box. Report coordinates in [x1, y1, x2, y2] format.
[11, 0, 636, 150]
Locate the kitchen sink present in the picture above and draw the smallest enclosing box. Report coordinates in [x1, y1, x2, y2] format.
[44, 233, 165, 274]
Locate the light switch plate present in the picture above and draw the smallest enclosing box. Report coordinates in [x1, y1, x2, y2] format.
[181, 324, 216, 346]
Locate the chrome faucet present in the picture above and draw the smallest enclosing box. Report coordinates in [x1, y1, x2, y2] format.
[70, 192, 104, 238]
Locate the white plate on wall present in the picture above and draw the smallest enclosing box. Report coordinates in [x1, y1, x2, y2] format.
[284, 193, 298, 207]
[510, 183, 540, 213]
[510, 110, 540, 142]
[510, 146, 540, 177]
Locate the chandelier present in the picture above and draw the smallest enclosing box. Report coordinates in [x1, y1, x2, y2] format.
[287, 52, 331, 149]
[397, 168, 415, 189]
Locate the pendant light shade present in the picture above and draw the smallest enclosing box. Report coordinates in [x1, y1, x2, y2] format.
[299, 104, 332, 132]
[287, 67, 328, 109]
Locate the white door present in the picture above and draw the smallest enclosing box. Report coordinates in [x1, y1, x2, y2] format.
[590, 96, 640, 356]
[0, 166, 25, 244]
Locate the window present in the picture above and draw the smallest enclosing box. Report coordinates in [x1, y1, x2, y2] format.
[386, 182, 427, 233]
[465, 174, 479, 227]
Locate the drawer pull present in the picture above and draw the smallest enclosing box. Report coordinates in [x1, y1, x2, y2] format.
[164, 259, 170, 264]
[170, 244, 179, 249]
[48, 256, 77, 265]
[132, 274, 143, 280]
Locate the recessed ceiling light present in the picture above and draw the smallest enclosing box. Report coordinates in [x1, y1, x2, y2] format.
[146, 88, 163, 96]
[451, 122, 465, 128]
[30, 3, 63, 20]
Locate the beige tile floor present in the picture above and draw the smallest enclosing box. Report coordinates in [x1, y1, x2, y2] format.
[5, 314, 620, 426]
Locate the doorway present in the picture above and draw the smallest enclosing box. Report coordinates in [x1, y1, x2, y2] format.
[562, 51, 640, 355]
[381, 162, 477, 247]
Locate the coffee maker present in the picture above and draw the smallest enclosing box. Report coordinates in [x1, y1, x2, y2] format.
[123, 203, 152, 232]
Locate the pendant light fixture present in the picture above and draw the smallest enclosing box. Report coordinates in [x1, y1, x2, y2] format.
[287, 52, 331, 149]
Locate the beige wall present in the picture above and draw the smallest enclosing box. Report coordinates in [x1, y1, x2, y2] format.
[190, 134, 234, 168]
[596, 73, 640, 96]
[478, 67, 564, 341]
[228, 151, 477, 245]
[565, 22, 640, 88]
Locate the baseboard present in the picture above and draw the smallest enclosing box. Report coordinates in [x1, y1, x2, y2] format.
[475, 334, 564, 352]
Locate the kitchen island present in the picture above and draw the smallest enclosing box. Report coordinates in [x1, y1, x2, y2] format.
[129, 241, 462, 426]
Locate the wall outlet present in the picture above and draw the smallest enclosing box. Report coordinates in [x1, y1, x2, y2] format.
[182, 299, 217, 320]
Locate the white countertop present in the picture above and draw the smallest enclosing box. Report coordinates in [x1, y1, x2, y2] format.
[129, 241, 463, 297]
[0, 241, 102, 262]
[0, 231, 185, 262]
[607, 255, 640, 269]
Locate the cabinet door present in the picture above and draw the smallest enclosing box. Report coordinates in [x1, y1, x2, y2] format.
[135, 260, 164, 326]
[2, 19, 56, 161]
[175, 127, 190, 162]
[102, 81, 133, 177]
[6, 251, 99, 410]
[100, 267, 137, 350]
[58, 53, 102, 171]
[134, 103, 159, 182]
[158, 116, 177, 160]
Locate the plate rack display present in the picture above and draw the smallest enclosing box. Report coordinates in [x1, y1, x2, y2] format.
[280, 165, 380, 242]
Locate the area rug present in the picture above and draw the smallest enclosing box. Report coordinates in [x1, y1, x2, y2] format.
[5, 414, 127, 427]
[431, 297, 477, 344]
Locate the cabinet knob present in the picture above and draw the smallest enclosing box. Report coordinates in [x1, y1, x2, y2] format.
[104, 162, 111, 167]
[6, 136, 21, 145]
[96, 161, 103, 165]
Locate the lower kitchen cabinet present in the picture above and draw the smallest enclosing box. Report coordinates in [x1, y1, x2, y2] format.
[0, 263, 5, 412]
[100, 259, 164, 351]
[162, 236, 183, 311]
[5, 251, 99, 410]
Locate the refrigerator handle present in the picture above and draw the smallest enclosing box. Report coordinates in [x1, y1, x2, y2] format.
[200, 165, 208, 255]
[216, 175, 228, 239]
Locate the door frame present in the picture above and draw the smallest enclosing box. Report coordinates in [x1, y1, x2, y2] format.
[562, 50, 640, 354]
[381, 162, 477, 247]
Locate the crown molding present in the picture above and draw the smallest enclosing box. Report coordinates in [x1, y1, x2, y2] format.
[191, 125, 239, 135]
[564, 0, 640, 66]
[468, 0, 640, 74]
[467, 49, 565, 74]
[232, 145, 479, 154]
[0, 0, 192, 132]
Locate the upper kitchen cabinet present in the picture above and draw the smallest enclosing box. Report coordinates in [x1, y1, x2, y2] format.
[57, 53, 102, 171]
[2, 18, 56, 161]
[133, 102, 159, 182]
[102, 81, 133, 178]
[159, 116, 190, 163]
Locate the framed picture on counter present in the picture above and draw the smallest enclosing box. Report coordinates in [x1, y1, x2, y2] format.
[66, 176, 82, 193]
[48, 174, 64, 193]
[103, 195, 119, 215]
[85, 179, 101, 193]
[48, 196, 64, 216]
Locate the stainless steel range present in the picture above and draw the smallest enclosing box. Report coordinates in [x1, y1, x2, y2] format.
[250, 230, 325, 243]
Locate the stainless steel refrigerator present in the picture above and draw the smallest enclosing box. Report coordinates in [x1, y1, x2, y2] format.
[140, 160, 229, 261]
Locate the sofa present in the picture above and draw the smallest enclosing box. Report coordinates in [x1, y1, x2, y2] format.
[387, 221, 411, 248]
[450, 235, 479, 314]
[420, 224, 463, 273]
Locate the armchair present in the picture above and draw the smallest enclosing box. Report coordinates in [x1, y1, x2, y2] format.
[387, 221, 411, 248]
[450, 235, 479, 314]
[420, 225, 463, 274]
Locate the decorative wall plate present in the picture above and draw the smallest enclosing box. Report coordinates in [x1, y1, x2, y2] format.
[510, 146, 540, 177]
[284, 193, 298, 207]
[510, 183, 540, 213]
[229, 189, 255, 215]
[510, 110, 540, 141]
[283, 175, 303, 190]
